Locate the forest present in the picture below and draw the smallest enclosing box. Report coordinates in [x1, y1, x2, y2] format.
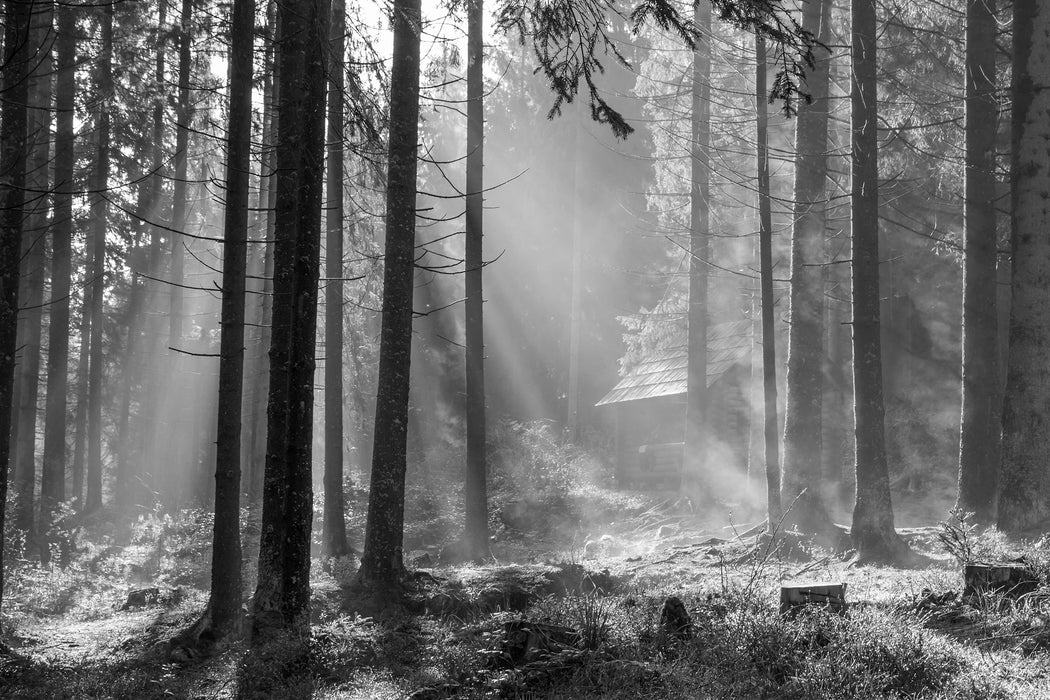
[1, 0, 1049, 697]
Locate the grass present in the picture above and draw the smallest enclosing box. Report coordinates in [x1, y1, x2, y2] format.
[6, 433, 1050, 698]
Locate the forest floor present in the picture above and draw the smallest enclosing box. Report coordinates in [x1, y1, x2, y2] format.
[3, 491, 1050, 699]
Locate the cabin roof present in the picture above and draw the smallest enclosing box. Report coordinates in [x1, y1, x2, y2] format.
[595, 319, 752, 406]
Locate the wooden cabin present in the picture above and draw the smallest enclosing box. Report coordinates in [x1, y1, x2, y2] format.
[596, 320, 753, 490]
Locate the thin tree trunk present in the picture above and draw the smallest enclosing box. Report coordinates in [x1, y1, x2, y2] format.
[464, 0, 491, 560]
[756, 35, 782, 531]
[170, 0, 194, 345]
[849, 0, 909, 563]
[356, 0, 422, 591]
[956, 0, 1000, 525]
[566, 113, 583, 441]
[684, 0, 711, 493]
[781, 0, 836, 538]
[998, 0, 1050, 534]
[207, 0, 253, 635]
[13, 6, 53, 533]
[322, 0, 351, 561]
[84, 0, 113, 515]
[137, 0, 168, 502]
[251, 0, 330, 638]
[72, 285, 90, 507]
[41, 3, 75, 531]
[0, 0, 33, 626]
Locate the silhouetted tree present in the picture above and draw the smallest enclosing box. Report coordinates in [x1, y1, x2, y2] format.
[781, 0, 836, 539]
[252, 0, 330, 638]
[999, 0, 1050, 534]
[956, 0, 1000, 525]
[85, 0, 114, 515]
[322, 0, 351, 561]
[356, 0, 422, 592]
[464, 0, 491, 560]
[756, 34, 782, 531]
[849, 0, 910, 564]
[41, 2, 76, 534]
[684, 0, 711, 495]
[0, 0, 34, 626]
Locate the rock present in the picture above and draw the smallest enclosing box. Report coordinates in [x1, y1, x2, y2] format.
[659, 596, 693, 641]
[499, 620, 581, 666]
[657, 525, 677, 539]
[121, 587, 180, 610]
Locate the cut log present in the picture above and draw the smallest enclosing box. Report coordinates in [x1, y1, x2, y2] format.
[963, 564, 1038, 599]
[779, 581, 846, 615]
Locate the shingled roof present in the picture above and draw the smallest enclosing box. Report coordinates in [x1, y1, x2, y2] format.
[595, 319, 752, 406]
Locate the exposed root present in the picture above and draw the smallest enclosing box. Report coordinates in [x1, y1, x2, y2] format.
[165, 602, 241, 662]
[850, 529, 933, 569]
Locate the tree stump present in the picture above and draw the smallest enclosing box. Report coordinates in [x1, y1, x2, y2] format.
[779, 582, 846, 615]
[963, 564, 1038, 599]
[659, 596, 694, 640]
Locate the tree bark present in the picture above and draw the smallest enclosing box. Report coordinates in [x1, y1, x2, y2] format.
[251, 0, 330, 638]
[463, 0, 491, 561]
[169, 0, 194, 346]
[84, 1, 113, 514]
[683, 0, 711, 493]
[756, 35, 782, 531]
[41, 3, 75, 530]
[12, 4, 53, 533]
[356, 0, 422, 591]
[781, 0, 836, 537]
[849, 0, 909, 563]
[322, 0, 351, 561]
[956, 0, 1000, 526]
[206, 0, 253, 635]
[999, 0, 1050, 534]
[0, 0, 33, 626]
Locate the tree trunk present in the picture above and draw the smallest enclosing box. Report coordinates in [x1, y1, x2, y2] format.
[12, 6, 53, 533]
[566, 113, 583, 441]
[322, 0, 351, 561]
[849, 0, 909, 563]
[756, 35, 782, 531]
[170, 0, 193, 346]
[251, 0, 330, 639]
[0, 0, 32, 627]
[136, 0, 168, 503]
[463, 0, 491, 561]
[206, 0, 253, 635]
[41, 3, 75, 531]
[72, 284, 90, 507]
[683, 0, 711, 494]
[84, 2, 113, 515]
[356, 0, 422, 591]
[956, 0, 1000, 526]
[999, 0, 1050, 534]
[781, 0, 836, 538]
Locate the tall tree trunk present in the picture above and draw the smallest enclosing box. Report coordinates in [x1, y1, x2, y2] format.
[13, 5, 53, 533]
[41, 3, 76, 531]
[85, 0, 114, 515]
[684, 0, 711, 494]
[72, 286, 90, 507]
[356, 0, 422, 591]
[170, 0, 194, 345]
[464, 0, 491, 560]
[956, 0, 1000, 525]
[137, 0, 168, 502]
[849, 0, 909, 563]
[756, 35, 782, 532]
[0, 0, 32, 626]
[245, 1, 278, 512]
[206, 0, 253, 635]
[998, 0, 1050, 534]
[566, 114, 583, 441]
[322, 0, 351, 561]
[781, 0, 836, 537]
[251, 0, 330, 638]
